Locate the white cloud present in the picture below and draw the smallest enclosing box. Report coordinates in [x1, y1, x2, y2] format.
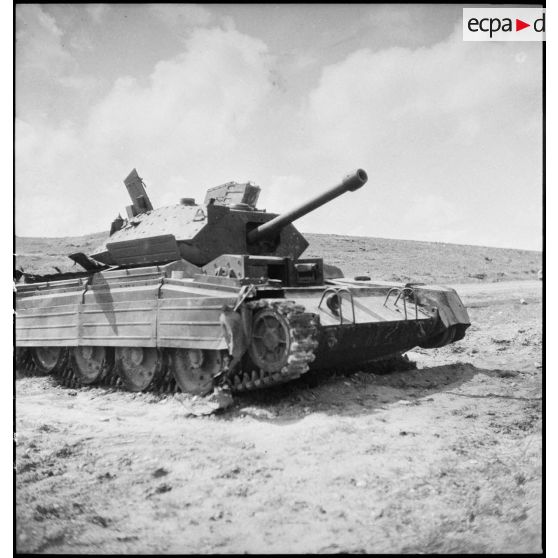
[82, 26, 272, 178]
[15, 12, 542, 251]
[290, 25, 542, 249]
[16, 26, 273, 237]
[306, 27, 540, 155]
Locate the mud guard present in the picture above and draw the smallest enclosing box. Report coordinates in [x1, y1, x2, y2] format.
[413, 285, 470, 342]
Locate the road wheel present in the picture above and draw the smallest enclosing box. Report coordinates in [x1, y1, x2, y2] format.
[172, 349, 222, 395]
[32, 347, 67, 374]
[72, 346, 114, 385]
[116, 347, 163, 392]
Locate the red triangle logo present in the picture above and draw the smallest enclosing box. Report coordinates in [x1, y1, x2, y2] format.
[516, 19, 530, 31]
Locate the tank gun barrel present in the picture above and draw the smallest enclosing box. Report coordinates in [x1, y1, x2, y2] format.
[247, 169, 368, 243]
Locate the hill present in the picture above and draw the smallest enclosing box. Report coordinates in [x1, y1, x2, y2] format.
[15, 231, 541, 284]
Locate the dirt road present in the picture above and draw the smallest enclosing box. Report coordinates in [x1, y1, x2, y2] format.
[15, 279, 542, 554]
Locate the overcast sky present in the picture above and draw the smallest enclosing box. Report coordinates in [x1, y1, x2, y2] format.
[15, 4, 542, 250]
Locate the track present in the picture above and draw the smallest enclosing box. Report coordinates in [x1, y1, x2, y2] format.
[16, 299, 321, 396]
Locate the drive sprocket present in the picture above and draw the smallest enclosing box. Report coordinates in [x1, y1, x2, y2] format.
[225, 299, 319, 392]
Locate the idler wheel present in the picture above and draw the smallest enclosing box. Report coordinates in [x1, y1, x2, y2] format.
[116, 347, 162, 392]
[32, 347, 66, 374]
[72, 346, 114, 385]
[171, 349, 222, 396]
[248, 309, 291, 373]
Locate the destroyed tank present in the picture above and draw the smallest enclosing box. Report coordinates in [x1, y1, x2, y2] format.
[15, 168, 470, 395]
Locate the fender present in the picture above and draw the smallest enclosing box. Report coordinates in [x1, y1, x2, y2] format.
[413, 285, 471, 340]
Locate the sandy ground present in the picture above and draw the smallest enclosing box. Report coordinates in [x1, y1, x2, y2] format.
[15, 280, 542, 554]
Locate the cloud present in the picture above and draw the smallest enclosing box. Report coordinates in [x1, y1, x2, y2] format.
[291, 25, 542, 248]
[306, 27, 540, 154]
[85, 27, 272, 163]
[15, 11, 542, 251]
[16, 26, 273, 237]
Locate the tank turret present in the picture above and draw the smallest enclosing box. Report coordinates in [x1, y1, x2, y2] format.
[90, 169, 368, 268]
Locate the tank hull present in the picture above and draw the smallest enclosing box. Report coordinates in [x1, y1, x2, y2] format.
[15, 263, 470, 394]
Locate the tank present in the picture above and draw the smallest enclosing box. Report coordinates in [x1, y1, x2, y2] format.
[15, 168, 470, 395]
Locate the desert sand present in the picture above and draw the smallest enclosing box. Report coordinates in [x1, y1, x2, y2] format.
[15, 234, 542, 554]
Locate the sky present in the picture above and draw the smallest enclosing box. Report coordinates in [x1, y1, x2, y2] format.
[15, 4, 543, 250]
